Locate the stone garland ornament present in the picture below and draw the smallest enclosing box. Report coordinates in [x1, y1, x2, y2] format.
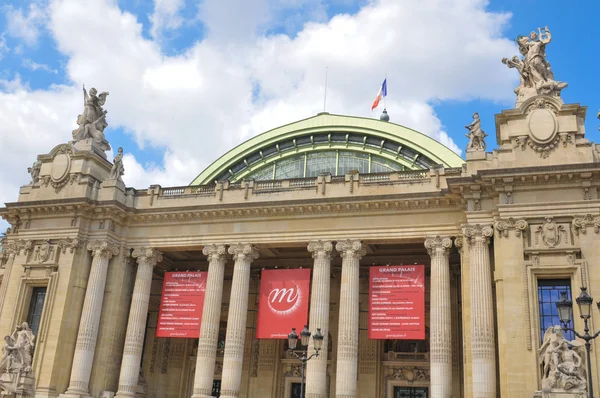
[465, 112, 487, 152]
[502, 26, 567, 106]
[72, 85, 111, 152]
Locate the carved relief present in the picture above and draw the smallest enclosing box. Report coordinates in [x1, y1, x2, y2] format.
[388, 367, 429, 381]
[494, 218, 528, 238]
[33, 240, 54, 263]
[57, 238, 82, 254]
[572, 214, 600, 235]
[535, 217, 565, 247]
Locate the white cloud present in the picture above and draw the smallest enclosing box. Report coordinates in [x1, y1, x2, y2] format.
[0, 34, 8, 60]
[5, 2, 48, 46]
[149, 0, 185, 40]
[0, 0, 518, 219]
[22, 58, 58, 73]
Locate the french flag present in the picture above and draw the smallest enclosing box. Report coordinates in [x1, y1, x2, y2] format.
[371, 78, 387, 110]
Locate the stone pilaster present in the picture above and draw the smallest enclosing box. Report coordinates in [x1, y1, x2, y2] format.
[114, 248, 163, 398]
[306, 240, 334, 398]
[425, 236, 453, 398]
[334, 239, 365, 398]
[220, 244, 259, 398]
[61, 241, 119, 398]
[463, 224, 496, 398]
[192, 244, 228, 398]
[0, 241, 24, 318]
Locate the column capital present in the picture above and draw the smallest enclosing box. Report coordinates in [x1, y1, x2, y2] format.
[424, 236, 452, 257]
[462, 224, 493, 245]
[202, 244, 229, 262]
[227, 243, 259, 262]
[494, 218, 528, 238]
[87, 240, 120, 259]
[335, 239, 366, 259]
[132, 247, 163, 266]
[454, 236, 464, 252]
[572, 214, 600, 235]
[307, 240, 334, 259]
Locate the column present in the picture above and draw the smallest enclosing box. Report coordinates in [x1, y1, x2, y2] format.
[192, 244, 228, 398]
[463, 224, 496, 397]
[220, 244, 259, 398]
[61, 241, 119, 398]
[335, 239, 365, 398]
[115, 247, 163, 398]
[425, 236, 453, 398]
[306, 240, 334, 398]
[0, 241, 23, 318]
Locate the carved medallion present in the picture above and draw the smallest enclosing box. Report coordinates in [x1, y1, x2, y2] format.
[49, 145, 75, 193]
[535, 217, 564, 247]
[528, 108, 557, 144]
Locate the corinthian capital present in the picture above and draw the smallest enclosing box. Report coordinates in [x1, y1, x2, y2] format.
[494, 218, 528, 238]
[307, 240, 334, 259]
[87, 240, 120, 259]
[462, 224, 493, 245]
[227, 243, 259, 262]
[424, 236, 452, 257]
[572, 214, 600, 235]
[132, 247, 163, 266]
[202, 244, 228, 262]
[335, 239, 366, 259]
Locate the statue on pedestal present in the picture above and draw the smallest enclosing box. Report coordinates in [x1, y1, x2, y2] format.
[0, 323, 35, 395]
[109, 147, 125, 180]
[72, 85, 111, 152]
[538, 325, 587, 392]
[27, 161, 41, 185]
[465, 113, 487, 151]
[502, 26, 568, 106]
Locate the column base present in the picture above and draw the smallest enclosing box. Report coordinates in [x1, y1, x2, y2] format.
[114, 393, 135, 398]
[57, 393, 93, 398]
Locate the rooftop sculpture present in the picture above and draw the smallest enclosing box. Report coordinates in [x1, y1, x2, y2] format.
[502, 27, 567, 106]
[72, 85, 111, 152]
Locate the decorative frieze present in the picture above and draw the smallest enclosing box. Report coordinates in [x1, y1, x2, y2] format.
[494, 218, 528, 238]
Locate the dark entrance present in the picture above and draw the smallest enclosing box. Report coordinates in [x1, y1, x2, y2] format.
[290, 382, 305, 398]
[394, 386, 428, 398]
[212, 380, 221, 397]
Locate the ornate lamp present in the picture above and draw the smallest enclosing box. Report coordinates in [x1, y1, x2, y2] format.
[576, 287, 593, 319]
[288, 328, 298, 350]
[300, 325, 311, 347]
[312, 328, 324, 352]
[556, 291, 573, 324]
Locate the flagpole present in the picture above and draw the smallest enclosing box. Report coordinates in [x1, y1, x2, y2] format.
[384, 70, 387, 109]
[323, 66, 328, 112]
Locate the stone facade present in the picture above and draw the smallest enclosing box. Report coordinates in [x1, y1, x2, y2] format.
[1, 89, 600, 398]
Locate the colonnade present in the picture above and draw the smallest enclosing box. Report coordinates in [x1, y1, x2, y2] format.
[59, 225, 496, 398]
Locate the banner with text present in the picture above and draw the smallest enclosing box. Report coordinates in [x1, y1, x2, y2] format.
[156, 271, 207, 338]
[256, 269, 311, 339]
[369, 265, 425, 340]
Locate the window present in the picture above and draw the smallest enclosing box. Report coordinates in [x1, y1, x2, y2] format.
[538, 279, 574, 343]
[26, 287, 47, 336]
[212, 380, 221, 397]
[306, 152, 336, 177]
[338, 151, 369, 175]
[290, 383, 305, 398]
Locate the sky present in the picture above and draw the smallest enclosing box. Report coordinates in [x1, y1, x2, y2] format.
[0, 0, 599, 233]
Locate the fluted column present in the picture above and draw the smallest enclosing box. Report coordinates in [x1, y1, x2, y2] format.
[115, 248, 163, 398]
[220, 244, 259, 398]
[306, 240, 334, 398]
[463, 225, 496, 397]
[335, 239, 365, 398]
[192, 244, 228, 398]
[61, 241, 119, 398]
[425, 236, 453, 398]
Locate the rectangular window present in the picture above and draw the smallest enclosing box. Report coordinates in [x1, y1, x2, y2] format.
[538, 279, 573, 343]
[26, 287, 47, 336]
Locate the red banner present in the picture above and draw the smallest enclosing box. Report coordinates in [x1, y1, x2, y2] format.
[156, 271, 207, 338]
[256, 269, 311, 339]
[369, 265, 425, 339]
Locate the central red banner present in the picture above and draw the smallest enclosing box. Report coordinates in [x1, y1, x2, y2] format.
[156, 271, 207, 338]
[369, 265, 425, 340]
[256, 269, 311, 339]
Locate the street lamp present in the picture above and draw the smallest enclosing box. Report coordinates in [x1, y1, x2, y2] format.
[556, 288, 600, 398]
[287, 325, 324, 398]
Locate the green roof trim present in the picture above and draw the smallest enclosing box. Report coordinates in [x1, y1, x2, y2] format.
[190, 113, 464, 185]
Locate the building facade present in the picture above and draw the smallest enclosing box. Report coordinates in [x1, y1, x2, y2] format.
[1, 39, 600, 398]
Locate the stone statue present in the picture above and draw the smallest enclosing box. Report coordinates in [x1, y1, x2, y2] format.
[502, 26, 567, 106]
[109, 147, 125, 180]
[27, 160, 41, 185]
[0, 323, 35, 375]
[465, 113, 487, 151]
[72, 85, 111, 152]
[538, 325, 587, 392]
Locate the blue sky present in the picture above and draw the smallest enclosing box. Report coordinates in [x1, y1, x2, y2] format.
[0, 0, 599, 217]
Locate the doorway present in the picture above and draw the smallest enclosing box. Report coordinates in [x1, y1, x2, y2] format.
[393, 386, 428, 398]
[290, 382, 305, 398]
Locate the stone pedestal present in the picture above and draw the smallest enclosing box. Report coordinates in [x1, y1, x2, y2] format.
[0, 372, 35, 397]
[533, 391, 586, 398]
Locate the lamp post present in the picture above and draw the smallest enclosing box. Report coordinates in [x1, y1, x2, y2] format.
[287, 325, 324, 398]
[556, 287, 600, 398]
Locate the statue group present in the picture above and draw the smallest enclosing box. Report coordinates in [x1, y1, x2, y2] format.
[538, 325, 587, 392]
[502, 26, 567, 105]
[72, 85, 111, 152]
[0, 323, 35, 376]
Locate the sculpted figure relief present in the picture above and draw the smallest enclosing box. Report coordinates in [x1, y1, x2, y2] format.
[465, 112, 487, 151]
[72, 85, 111, 152]
[538, 325, 586, 392]
[502, 26, 567, 105]
[109, 147, 125, 180]
[0, 322, 35, 375]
